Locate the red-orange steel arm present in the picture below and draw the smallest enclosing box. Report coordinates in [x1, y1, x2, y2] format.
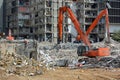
[58, 7, 64, 41]
[58, 6, 91, 47]
[86, 9, 110, 42]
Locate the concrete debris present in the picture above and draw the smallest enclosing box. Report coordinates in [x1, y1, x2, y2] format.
[0, 38, 120, 76]
[37, 42, 79, 68]
[55, 59, 69, 67]
[92, 38, 120, 55]
[0, 41, 45, 76]
[36, 38, 120, 69]
[57, 43, 79, 49]
[77, 56, 120, 68]
[38, 50, 55, 70]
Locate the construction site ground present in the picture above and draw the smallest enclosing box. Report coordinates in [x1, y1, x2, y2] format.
[0, 67, 120, 80]
[0, 39, 120, 80]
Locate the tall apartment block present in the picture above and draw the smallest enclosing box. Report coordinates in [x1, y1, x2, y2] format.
[4, 0, 120, 43]
[107, 0, 120, 33]
[73, 0, 106, 42]
[4, 0, 31, 39]
[72, 0, 120, 42]
[30, 0, 73, 43]
[0, 0, 3, 32]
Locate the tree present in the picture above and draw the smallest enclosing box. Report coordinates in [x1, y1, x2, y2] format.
[111, 30, 120, 42]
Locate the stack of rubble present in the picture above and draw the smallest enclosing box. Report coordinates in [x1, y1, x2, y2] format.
[77, 56, 120, 68]
[37, 38, 120, 68]
[68, 38, 120, 69]
[0, 38, 119, 76]
[92, 38, 120, 55]
[37, 42, 79, 67]
[0, 52, 45, 76]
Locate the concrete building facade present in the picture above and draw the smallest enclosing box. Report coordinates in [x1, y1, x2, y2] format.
[108, 0, 120, 33]
[0, 0, 3, 32]
[4, 0, 120, 43]
[30, 0, 73, 43]
[66, 0, 120, 42]
[4, 0, 31, 38]
[73, 0, 107, 42]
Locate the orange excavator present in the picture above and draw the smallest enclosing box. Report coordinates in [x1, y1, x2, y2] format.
[57, 6, 110, 57]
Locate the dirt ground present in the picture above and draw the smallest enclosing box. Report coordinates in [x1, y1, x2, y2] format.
[0, 68, 120, 80]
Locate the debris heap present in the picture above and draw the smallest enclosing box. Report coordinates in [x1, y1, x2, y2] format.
[0, 52, 45, 76]
[77, 56, 120, 68]
[37, 38, 120, 69]
[0, 38, 120, 76]
[92, 38, 120, 55]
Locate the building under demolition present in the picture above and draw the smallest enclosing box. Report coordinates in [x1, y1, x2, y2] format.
[4, 0, 31, 39]
[3, 0, 120, 43]
[30, 0, 73, 43]
[68, 0, 120, 42]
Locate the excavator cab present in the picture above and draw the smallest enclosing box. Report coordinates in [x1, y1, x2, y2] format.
[77, 46, 89, 56]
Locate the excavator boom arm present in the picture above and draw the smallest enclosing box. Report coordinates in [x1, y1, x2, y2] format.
[58, 6, 91, 47]
[86, 9, 110, 42]
[58, 7, 110, 47]
[58, 7, 110, 57]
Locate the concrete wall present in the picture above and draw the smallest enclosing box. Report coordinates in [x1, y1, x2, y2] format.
[110, 24, 120, 33]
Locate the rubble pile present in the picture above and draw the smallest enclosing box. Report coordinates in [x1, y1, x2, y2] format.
[37, 42, 79, 67]
[37, 38, 120, 69]
[92, 38, 120, 55]
[0, 38, 119, 76]
[0, 53, 45, 76]
[78, 56, 120, 68]
[37, 49, 78, 68]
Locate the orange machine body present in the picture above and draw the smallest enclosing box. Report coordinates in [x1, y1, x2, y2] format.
[83, 48, 110, 57]
[57, 6, 110, 57]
